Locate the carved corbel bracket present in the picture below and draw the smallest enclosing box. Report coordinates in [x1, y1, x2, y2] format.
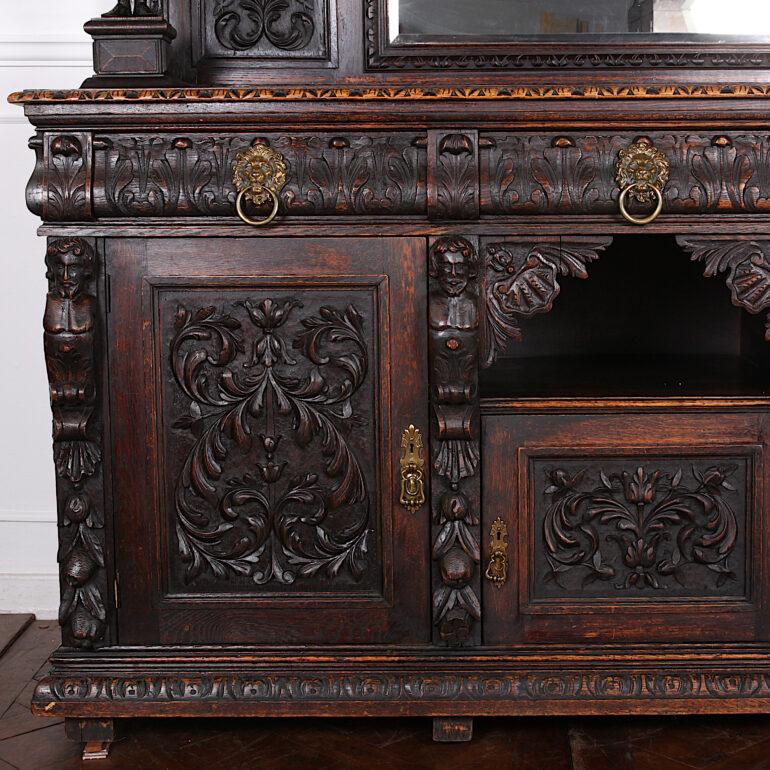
[429, 236, 482, 646]
[677, 238, 770, 339]
[26, 133, 94, 222]
[482, 237, 613, 366]
[45, 238, 108, 649]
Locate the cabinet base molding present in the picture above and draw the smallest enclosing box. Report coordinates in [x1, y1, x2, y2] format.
[33, 649, 770, 719]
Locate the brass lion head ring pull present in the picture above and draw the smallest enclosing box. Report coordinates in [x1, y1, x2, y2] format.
[233, 144, 287, 227]
[616, 139, 669, 226]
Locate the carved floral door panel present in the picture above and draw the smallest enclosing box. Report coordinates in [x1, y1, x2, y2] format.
[107, 237, 429, 645]
[482, 410, 770, 645]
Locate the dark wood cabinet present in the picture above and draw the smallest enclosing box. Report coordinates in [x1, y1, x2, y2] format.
[12, 0, 770, 758]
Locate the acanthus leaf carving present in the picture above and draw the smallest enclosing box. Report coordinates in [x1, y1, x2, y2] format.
[170, 297, 370, 586]
[677, 238, 770, 339]
[480, 134, 770, 216]
[482, 238, 612, 366]
[540, 461, 742, 594]
[214, 0, 315, 52]
[429, 131, 479, 221]
[94, 134, 427, 218]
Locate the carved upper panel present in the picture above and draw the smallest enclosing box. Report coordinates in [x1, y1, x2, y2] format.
[199, 0, 332, 63]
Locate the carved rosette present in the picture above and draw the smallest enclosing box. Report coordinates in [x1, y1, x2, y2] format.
[429, 236, 481, 645]
[482, 238, 613, 366]
[44, 238, 107, 648]
[677, 238, 770, 339]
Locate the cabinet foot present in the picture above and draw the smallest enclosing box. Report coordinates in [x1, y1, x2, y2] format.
[65, 718, 116, 760]
[432, 717, 473, 742]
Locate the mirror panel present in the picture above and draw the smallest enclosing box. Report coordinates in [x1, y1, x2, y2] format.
[394, 0, 769, 38]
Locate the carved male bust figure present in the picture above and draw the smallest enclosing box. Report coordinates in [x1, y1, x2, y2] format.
[428, 237, 478, 331]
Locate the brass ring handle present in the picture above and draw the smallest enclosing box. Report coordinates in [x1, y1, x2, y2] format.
[618, 183, 664, 226]
[232, 144, 287, 228]
[235, 187, 280, 227]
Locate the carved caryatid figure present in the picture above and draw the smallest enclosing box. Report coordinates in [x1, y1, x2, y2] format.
[103, 0, 157, 17]
[44, 239, 100, 483]
[428, 237, 479, 332]
[428, 237, 482, 645]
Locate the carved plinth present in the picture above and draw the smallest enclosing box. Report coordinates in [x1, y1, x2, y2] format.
[82, 16, 177, 86]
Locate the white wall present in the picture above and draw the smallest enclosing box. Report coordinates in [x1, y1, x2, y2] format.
[0, 1, 104, 618]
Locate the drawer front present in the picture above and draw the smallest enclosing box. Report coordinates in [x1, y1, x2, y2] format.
[482, 410, 770, 645]
[480, 132, 770, 216]
[91, 132, 428, 218]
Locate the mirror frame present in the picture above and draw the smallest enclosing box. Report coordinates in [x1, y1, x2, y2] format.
[365, 0, 770, 70]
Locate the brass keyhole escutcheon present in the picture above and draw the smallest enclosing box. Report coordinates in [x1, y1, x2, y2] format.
[484, 518, 508, 587]
[616, 138, 669, 226]
[233, 144, 287, 226]
[399, 425, 425, 513]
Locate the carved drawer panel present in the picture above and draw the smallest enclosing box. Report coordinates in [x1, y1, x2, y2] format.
[91, 132, 427, 218]
[482, 410, 770, 645]
[479, 133, 770, 215]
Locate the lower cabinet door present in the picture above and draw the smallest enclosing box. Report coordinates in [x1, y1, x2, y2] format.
[482, 408, 770, 644]
[108, 237, 430, 645]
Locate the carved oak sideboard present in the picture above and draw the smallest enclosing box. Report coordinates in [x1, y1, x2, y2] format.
[11, 0, 770, 758]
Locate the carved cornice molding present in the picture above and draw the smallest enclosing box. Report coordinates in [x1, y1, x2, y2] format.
[11, 84, 770, 105]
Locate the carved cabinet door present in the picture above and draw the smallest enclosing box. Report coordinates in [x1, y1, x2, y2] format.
[107, 237, 430, 645]
[482, 409, 770, 645]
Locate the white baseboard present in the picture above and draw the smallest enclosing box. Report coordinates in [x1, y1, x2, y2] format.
[0, 572, 59, 619]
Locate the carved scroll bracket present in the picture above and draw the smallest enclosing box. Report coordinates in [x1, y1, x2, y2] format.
[429, 236, 481, 645]
[677, 238, 770, 340]
[45, 238, 107, 649]
[482, 237, 613, 366]
[428, 131, 479, 221]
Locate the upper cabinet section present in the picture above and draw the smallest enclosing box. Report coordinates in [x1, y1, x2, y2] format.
[70, 0, 770, 87]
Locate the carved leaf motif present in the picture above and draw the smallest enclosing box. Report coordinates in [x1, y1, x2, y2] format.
[483, 239, 611, 365]
[170, 298, 370, 585]
[214, 0, 314, 52]
[97, 135, 426, 218]
[542, 464, 741, 592]
[678, 238, 770, 338]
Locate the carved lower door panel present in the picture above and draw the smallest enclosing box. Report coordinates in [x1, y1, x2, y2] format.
[108, 237, 429, 645]
[482, 410, 770, 645]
